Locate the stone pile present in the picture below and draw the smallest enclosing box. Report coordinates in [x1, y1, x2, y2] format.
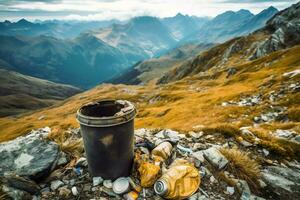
[1, 128, 300, 200]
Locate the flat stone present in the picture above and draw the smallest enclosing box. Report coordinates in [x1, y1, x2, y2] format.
[192, 151, 205, 163]
[262, 166, 300, 198]
[50, 180, 64, 191]
[58, 186, 71, 198]
[2, 184, 31, 200]
[226, 186, 235, 195]
[203, 147, 228, 169]
[3, 175, 40, 194]
[93, 177, 103, 187]
[0, 128, 59, 180]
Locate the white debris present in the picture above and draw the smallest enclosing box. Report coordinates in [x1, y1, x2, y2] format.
[283, 69, 300, 78]
[71, 186, 79, 196]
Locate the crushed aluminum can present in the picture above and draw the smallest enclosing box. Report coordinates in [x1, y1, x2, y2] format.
[113, 177, 130, 194]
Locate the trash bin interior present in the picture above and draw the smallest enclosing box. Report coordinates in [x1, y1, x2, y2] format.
[80, 100, 125, 117]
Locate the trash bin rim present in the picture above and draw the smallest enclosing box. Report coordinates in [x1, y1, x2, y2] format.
[76, 99, 137, 127]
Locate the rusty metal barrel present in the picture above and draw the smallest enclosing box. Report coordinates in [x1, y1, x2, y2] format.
[76, 99, 136, 179]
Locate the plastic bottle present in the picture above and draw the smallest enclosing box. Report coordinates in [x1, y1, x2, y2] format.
[153, 159, 200, 199]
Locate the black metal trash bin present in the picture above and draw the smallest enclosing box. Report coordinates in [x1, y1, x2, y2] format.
[76, 99, 136, 179]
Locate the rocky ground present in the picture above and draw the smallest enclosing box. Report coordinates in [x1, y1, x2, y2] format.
[1, 125, 300, 200]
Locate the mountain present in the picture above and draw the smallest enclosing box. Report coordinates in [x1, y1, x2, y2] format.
[0, 69, 81, 116]
[108, 42, 214, 85]
[91, 16, 177, 58]
[0, 19, 121, 39]
[182, 7, 278, 43]
[157, 3, 299, 84]
[161, 13, 210, 40]
[0, 34, 134, 88]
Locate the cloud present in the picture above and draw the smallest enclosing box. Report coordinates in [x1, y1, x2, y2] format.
[220, 0, 294, 2]
[0, 0, 297, 21]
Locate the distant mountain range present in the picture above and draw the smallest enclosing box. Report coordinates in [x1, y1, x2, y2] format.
[0, 7, 278, 88]
[0, 19, 122, 39]
[181, 6, 278, 43]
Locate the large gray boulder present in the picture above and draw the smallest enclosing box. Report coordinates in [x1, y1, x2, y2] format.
[262, 166, 300, 198]
[0, 127, 59, 180]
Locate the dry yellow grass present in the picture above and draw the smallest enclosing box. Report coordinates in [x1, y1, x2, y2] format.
[220, 148, 261, 190]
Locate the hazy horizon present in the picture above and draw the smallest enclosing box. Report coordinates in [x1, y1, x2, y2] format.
[0, 0, 298, 22]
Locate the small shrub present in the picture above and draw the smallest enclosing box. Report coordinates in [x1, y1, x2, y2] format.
[220, 148, 261, 190]
[287, 107, 300, 122]
[202, 124, 241, 138]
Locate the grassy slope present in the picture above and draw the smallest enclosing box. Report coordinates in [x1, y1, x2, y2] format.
[0, 45, 299, 142]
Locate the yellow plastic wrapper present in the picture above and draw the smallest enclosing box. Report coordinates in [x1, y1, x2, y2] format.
[156, 159, 201, 199]
[138, 161, 161, 187]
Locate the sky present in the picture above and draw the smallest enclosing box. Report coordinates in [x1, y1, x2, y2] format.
[0, 0, 298, 21]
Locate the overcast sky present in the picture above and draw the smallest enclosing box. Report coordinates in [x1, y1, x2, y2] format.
[0, 0, 298, 21]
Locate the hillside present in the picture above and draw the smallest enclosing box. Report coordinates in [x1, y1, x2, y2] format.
[158, 2, 299, 84]
[182, 6, 278, 43]
[0, 34, 133, 88]
[0, 69, 81, 116]
[108, 43, 215, 85]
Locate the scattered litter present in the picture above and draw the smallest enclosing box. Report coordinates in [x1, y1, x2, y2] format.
[103, 180, 113, 189]
[113, 177, 130, 195]
[154, 159, 200, 199]
[71, 186, 78, 196]
[151, 141, 173, 160]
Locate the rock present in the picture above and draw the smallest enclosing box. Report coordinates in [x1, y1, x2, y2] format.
[203, 147, 228, 169]
[189, 131, 203, 139]
[50, 180, 64, 191]
[177, 144, 193, 154]
[103, 180, 113, 189]
[262, 166, 300, 198]
[71, 186, 79, 196]
[1, 184, 32, 200]
[293, 135, 300, 142]
[155, 129, 180, 142]
[75, 157, 88, 168]
[0, 128, 59, 180]
[226, 186, 235, 195]
[69, 179, 75, 186]
[262, 149, 269, 156]
[210, 176, 216, 183]
[93, 176, 103, 187]
[3, 175, 40, 194]
[239, 140, 253, 147]
[274, 129, 296, 139]
[83, 184, 91, 192]
[226, 68, 237, 78]
[57, 151, 68, 166]
[192, 151, 205, 163]
[58, 187, 71, 198]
